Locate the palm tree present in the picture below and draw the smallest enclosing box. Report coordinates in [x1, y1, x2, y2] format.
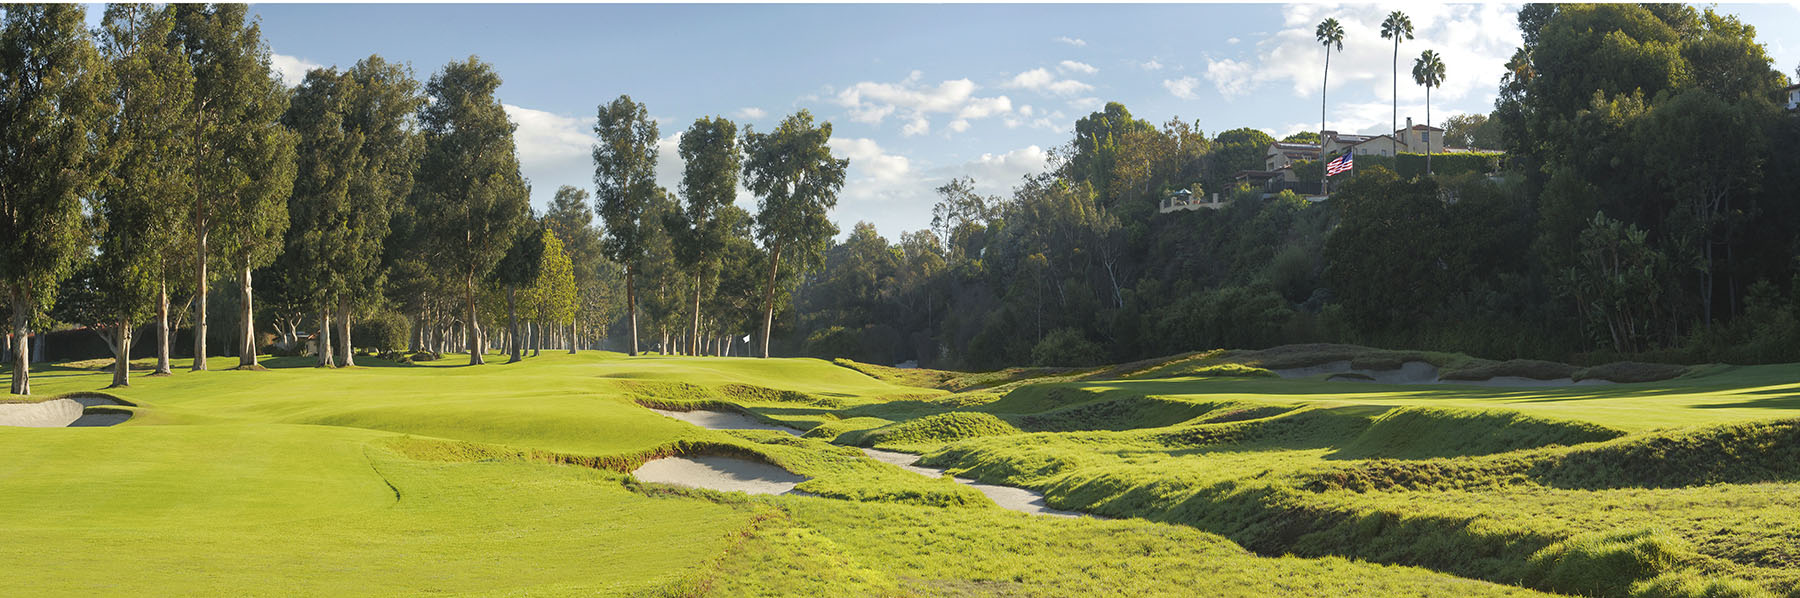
[1412, 49, 1446, 175]
[1380, 12, 1414, 144]
[1315, 18, 1343, 194]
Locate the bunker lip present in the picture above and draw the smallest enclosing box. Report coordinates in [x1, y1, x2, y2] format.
[644, 406, 1084, 518]
[0, 394, 133, 428]
[1274, 360, 1615, 387]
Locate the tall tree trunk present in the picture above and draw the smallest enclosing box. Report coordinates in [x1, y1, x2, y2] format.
[193, 234, 209, 371]
[239, 266, 258, 368]
[155, 280, 172, 375]
[466, 276, 485, 365]
[337, 297, 355, 367]
[1392, 38, 1399, 147]
[626, 267, 639, 356]
[760, 243, 783, 358]
[317, 308, 334, 368]
[507, 288, 521, 363]
[690, 273, 703, 356]
[109, 323, 133, 388]
[568, 321, 576, 354]
[10, 289, 31, 395]
[1425, 85, 1433, 175]
[532, 320, 541, 357]
[1321, 46, 1330, 196]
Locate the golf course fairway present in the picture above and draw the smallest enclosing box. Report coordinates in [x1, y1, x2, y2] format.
[2, 348, 1796, 597]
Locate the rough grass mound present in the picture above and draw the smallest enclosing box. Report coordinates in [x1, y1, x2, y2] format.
[1576, 362, 1690, 383]
[841, 412, 1023, 447]
[1333, 407, 1627, 460]
[717, 383, 845, 408]
[1440, 359, 1579, 381]
[1020, 398, 1260, 433]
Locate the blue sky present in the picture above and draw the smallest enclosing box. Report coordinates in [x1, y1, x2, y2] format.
[100, 3, 1800, 238]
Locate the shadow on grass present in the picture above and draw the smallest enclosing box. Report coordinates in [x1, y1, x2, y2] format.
[1691, 395, 1800, 410]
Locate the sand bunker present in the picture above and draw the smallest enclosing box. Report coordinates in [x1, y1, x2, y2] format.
[646, 407, 800, 436]
[631, 455, 808, 495]
[644, 406, 1083, 517]
[1273, 360, 1613, 387]
[0, 395, 132, 428]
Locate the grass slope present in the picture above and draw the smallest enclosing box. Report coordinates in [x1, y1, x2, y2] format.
[0, 349, 1579, 597]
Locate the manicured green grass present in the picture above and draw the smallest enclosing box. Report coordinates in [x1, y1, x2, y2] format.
[3, 349, 1590, 596]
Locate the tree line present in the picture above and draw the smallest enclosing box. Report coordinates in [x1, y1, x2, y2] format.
[784, 3, 1800, 370]
[0, 3, 850, 395]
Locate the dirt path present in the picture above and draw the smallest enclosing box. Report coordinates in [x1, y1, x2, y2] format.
[645, 407, 1083, 517]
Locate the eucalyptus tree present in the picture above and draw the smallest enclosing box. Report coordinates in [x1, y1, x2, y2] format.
[495, 215, 544, 362]
[0, 4, 113, 395]
[527, 230, 577, 355]
[413, 57, 529, 365]
[333, 55, 423, 366]
[674, 116, 743, 355]
[1380, 11, 1414, 139]
[1315, 18, 1343, 193]
[282, 67, 364, 368]
[742, 110, 848, 358]
[172, 4, 297, 371]
[1412, 49, 1446, 174]
[592, 94, 660, 356]
[544, 185, 604, 351]
[98, 4, 194, 377]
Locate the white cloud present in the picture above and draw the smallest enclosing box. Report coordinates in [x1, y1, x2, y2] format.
[1005, 68, 1095, 96]
[270, 53, 323, 88]
[832, 71, 1010, 137]
[830, 137, 912, 184]
[948, 119, 971, 133]
[1059, 60, 1098, 75]
[901, 115, 931, 137]
[503, 104, 599, 206]
[1252, 4, 1521, 131]
[1203, 57, 1257, 99]
[1054, 36, 1087, 47]
[1069, 97, 1103, 112]
[1140, 59, 1164, 71]
[957, 96, 1013, 119]
[1164, 76, 1203, 100]
[1227, 37, 1241, 45]
[736, 107, 767, 119]
[952, 146, 1049, 194]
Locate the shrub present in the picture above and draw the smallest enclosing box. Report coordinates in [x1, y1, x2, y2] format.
[410, 350, 440, 362]
[1030, 328, 1105, 367]
[803, 326, 860, 360]
[352, 311, 410, 352]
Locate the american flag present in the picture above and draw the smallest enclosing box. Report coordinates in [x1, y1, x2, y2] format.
[1325, 153, 1353, 176]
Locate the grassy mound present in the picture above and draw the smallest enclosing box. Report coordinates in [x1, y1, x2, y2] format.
[717, 383, 845, 408]
[841, 412, 1023, 447]
[1576, 362, 1692, 383]
[1440, 359, 1579, 381]
[1020, 397, 1268, 433]
[1333, 406, 1627, 460]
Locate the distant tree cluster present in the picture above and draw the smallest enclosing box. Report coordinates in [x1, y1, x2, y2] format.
[2, 3, 852, 395]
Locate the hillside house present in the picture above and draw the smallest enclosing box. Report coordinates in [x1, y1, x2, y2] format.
[1787, 83, 1799, 111]
[1265, 141, 1321, 170]
[1159, 188, 1226, 213]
